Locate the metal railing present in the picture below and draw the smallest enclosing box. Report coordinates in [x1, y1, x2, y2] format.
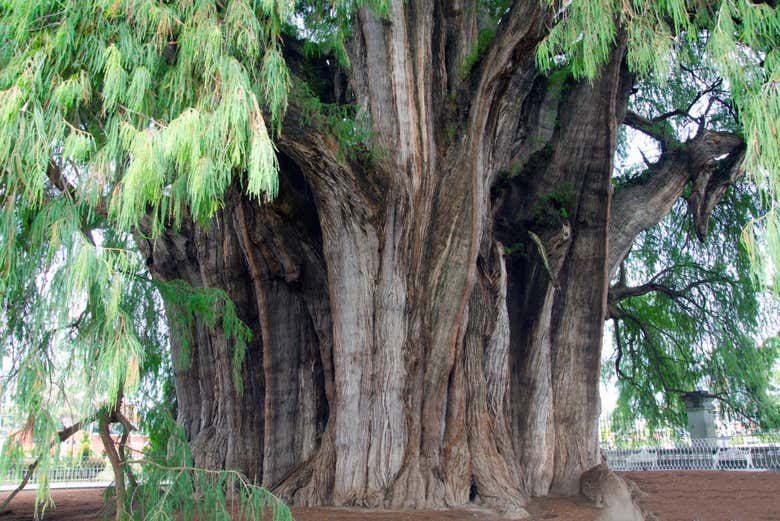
[1, 462, 110, 488]
[601, 434, 780, 471]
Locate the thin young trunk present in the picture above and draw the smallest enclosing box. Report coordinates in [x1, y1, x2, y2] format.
[0, 463, 38, 514]
[99, 412, 126, 521]
[0, 421, 86, 513]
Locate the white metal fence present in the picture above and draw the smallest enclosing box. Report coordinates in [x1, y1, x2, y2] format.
[1, 462, 110, 487]
[601, 434, 780, 471]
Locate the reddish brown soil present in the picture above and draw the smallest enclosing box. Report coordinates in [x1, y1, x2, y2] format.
[621, 471, 780, 521]
[1, 472, 777, 520]
[0, 490, 597, 521]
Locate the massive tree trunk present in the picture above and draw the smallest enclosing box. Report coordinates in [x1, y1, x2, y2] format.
[139, 1, 745, 515]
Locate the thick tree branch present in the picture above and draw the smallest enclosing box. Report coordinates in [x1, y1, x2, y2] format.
[609, 281, 682, 303]
[475, 0, 552, 86]
[623, 110, 676, 145]
[608, 128, 744, 278]
[687, 144, 746, 240]
[624, 76, 726, 147]
[608, 276, 730, 305]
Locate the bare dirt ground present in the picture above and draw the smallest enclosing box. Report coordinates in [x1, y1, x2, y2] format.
[621, 471, 780, 521]
[1, 471, 777, 520]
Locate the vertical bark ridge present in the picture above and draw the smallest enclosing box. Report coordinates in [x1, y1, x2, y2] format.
[366, 196, 409, 504]
[144, 155, 333, 488]
[507, 266, 557, 497]
[495, 45, 629, 498]
[335, 1, 552, 508]
[462, 242, 526, 516]
[232, 199, 326, 489]
[147, 212, 265, 481]
[546, 44, 625, 495]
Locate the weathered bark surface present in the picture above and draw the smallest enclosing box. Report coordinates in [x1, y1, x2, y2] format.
[609, 112, 745, 278]
[144, 157, 331, 487]
[497, 44, 629, 496]
[139, 0, 745, 513]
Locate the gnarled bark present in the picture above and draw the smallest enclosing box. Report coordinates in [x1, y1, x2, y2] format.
[139, 0, 744, 514]
[609, 112, 745, 278]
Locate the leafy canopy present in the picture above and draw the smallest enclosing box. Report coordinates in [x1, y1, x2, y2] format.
[606, 184, 780, 430]
[537, 0, 780, 285]
[601, 39, 780, 431]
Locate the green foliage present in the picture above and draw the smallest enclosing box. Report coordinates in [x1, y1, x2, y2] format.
[607, 48, 779, 430]
[531, 183, 575, 227]
[292, 79, 375, 160]
[607, 183, 780, 430]
[0, 0, 292, 234]
[155, 280, 251, 394]
[0, 0, 381, 515]
[443, 123, 460, 143]
[261, 48, 291, 133]
[0, 0, 779, 514]
[289, 0, 389, 68]
[0, 188, 251, 513]
[127, 412, 293, 521]
[503, 240, 527, 258]
[461, 28, 497, 78]
[536, 0, 780, 285]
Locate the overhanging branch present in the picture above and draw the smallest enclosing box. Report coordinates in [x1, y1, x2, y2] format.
[0, 418, 91, 513]
[608, 275, 730, 305]
[623, 110, 676, 145]
[608, 127, 744, 278]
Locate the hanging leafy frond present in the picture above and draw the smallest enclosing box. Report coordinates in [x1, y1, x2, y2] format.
[155, 279, 251, 394]
[128, 413, 293, 521]
[607, 183, 779, 430]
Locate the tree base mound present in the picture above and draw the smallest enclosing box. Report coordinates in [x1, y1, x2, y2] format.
[580, 464, 647, 521]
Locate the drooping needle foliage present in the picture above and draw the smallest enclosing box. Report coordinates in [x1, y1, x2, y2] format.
[604, 40, 780, 430]
[537, 0, 780, 287]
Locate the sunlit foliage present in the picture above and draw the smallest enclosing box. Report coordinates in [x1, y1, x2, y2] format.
[607, 186, 780, 429]
[606, 41, 779, 430]
[537, 0, 780, 287]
